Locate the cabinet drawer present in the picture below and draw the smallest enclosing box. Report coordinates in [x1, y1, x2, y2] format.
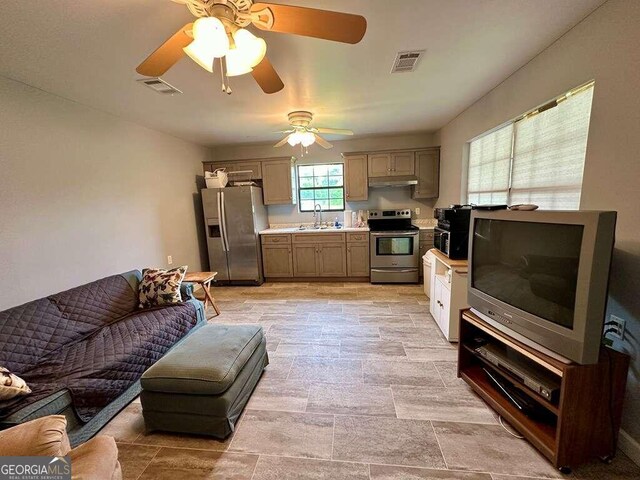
[262, 234, 291, 245]
[292, 233, 346, 244]
[347, 232, 369, 243]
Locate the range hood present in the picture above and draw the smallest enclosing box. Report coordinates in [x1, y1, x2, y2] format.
[368, 175, 418, 188]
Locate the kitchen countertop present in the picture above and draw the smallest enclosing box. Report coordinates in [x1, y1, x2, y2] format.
[260, 226, 370, 235]
[415, 225, 435, 231]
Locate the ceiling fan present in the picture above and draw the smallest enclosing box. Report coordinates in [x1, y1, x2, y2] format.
[274, 111, 353, 154]
[136, 0, 367, 95]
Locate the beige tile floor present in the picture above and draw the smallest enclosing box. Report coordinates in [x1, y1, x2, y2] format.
[99, 282, 640, 480]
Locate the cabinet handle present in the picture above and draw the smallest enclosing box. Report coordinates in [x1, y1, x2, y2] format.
[347, 247, 351, 252]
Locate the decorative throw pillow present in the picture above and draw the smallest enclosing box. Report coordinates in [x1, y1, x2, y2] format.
[138, 266, 188, 309]
[0, 367, 31, 401]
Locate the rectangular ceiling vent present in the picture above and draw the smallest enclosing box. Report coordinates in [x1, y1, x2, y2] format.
[390, 50, 426, 73]
[136, 77, 183, 95]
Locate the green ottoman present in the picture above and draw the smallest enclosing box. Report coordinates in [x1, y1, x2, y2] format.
[140, 324, 268, 438]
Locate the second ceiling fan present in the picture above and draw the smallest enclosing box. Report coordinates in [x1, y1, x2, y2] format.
[136, 0, 367, 94]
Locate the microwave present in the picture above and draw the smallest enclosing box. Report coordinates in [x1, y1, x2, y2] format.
[434, 227, 469, 260]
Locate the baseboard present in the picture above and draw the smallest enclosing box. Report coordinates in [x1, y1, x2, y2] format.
[619, 428, 640, 466]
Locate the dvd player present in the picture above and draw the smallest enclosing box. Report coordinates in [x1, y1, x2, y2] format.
[475, 343, 560, 402]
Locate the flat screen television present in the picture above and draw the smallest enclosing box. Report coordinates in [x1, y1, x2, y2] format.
[468, 210, 616, 365]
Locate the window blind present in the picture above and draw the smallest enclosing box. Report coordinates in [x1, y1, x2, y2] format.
[467, 123, 513, 205]
[511, 86, 593, 209]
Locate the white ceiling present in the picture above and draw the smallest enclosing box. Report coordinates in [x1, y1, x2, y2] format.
[0, 0, 605, 146]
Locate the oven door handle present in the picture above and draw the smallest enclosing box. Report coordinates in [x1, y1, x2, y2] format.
[371, 268, 418, 273]
[370, 232, 419, 237]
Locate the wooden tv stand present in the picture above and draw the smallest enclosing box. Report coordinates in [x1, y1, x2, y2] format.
[458, 309, 630, 472]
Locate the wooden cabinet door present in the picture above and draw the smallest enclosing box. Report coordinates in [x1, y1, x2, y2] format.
[262, 159, 293, 205]
[347, 243, 369, 277]
[391, 152, 415, 176]
[228, 161, 262, 180]
[262, 245, 293, 278]
[344, 154, 368, 201]
[318, 243, 347, 277]
[413, 149, 440, 199]
[293, 244, 320, 277]
[368, 154, 391, 177]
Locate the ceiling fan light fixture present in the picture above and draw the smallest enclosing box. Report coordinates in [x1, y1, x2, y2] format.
[183, 17, 229, 72]
[287, 131, 302, 146]
[225, 46, 254, 76]
[233, 28, 267, 68]
[300, 131, 316, 147]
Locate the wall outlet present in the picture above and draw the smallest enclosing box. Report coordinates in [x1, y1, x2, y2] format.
[167, 255, 173, 265]
[608, 314, 626, 340]
[415, 207, 421, 215]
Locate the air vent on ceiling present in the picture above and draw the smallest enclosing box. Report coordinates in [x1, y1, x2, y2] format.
[390, 50, 426, 73]
[136, 77, 182, 95]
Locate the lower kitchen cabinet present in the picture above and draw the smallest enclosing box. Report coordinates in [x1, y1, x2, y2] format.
[292, 244, 320, 277]
[428, 249, 468, 342]
[262, 245, 293, 277]
[261, 232, 369, 279]
[347, 243, 369, 276]
[319, 243, 347, 277]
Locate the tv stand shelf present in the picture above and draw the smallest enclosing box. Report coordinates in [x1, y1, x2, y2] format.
[458, 309, 630, 471]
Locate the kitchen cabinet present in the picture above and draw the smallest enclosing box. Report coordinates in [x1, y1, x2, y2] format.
[262, 245, 293, 277]
[413, 149, 440, 199]
[347, 243, 369, 277]
[262, 159, 293, 205]
[261, 234, 293, 278]
[343, 154, 368, 201]
[292, 244, 320, 277]
[428, 249, 468, 342]
[368, 154, 392, 177]
[203, 161, 262, 179]
[390, 152, 415, 175]
[418, 230, 435, 276]
[346, 232, 369, 277]
[319, 243, 348, 277]
[367, 152, 415, 177]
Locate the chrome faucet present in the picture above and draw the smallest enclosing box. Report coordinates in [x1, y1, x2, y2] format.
[313, 203, 323, 228]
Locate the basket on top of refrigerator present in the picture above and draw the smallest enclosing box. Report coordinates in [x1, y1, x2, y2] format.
[205, 169, 228, 188]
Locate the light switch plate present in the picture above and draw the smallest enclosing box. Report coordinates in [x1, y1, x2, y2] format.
[167, 255, 173, 265]
[608, 314, 626, 340]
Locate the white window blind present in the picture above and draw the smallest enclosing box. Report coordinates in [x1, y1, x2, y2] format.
[467, 123, 513, 205]
[466, 83, 594, 210]
[511, 86, 593, 209]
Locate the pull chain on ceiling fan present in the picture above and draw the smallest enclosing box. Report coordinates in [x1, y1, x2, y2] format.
[136, 0, 367, 95]
[275, 111, 354, 156]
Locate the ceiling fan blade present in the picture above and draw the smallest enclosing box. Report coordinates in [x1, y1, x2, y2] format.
[315, 127, 354, 136]
[251, 3, 367, 44]
[314, 134, 333, 149]
[252, 56, 284, 94]
[274, 134, 292, 148]
[136, 23, 194, 76]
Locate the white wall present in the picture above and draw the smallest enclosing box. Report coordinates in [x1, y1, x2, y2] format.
[0, 76, 208, 310]
[212, 132, 440, 224]
[435, 0, 640, 450]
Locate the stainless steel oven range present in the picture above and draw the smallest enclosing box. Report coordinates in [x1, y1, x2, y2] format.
[368, 209, 420, 283]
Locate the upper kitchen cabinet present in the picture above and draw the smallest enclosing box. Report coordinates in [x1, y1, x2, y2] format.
[367, 153, 392, 177]
[412, 148, 440, 199]
[390, 152, 415, 175]
[203, 160, 262, 179]
[262, 158, 294, 205]
[343, 154, 368, 201]
[367, 152, 415, 177]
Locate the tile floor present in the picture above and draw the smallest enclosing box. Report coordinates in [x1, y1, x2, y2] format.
[99, 282, 640, 480]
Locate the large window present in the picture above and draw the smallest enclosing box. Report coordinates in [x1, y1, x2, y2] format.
[297, 164, 345, 212]
[467, 83, 594, 209]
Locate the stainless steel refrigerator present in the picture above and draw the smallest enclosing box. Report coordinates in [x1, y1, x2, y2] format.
[201, 186, 268, 285]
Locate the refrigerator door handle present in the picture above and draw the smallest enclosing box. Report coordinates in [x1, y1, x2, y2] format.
[217, 192, 228, 252]
[221, 191, 230, 252]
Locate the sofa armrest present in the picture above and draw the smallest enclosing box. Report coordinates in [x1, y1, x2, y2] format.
[0, 415, 71, 457]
